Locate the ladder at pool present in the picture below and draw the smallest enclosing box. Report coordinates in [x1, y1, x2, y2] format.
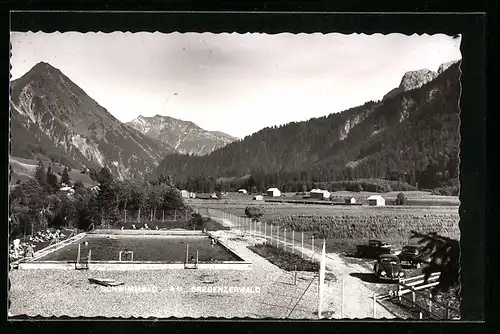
[75, 244, 91, 270]
[184, 244, 199, 269]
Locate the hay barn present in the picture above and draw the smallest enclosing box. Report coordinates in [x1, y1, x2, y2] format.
[180, 190, 189, 198]
[310, 189, 330, 199]
[266, 188, 281, 197]
[367, 195, 385, 206]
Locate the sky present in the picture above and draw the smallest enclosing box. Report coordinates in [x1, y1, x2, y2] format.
[10, 32, 461, 139]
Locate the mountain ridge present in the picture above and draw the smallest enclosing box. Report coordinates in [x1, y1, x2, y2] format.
[10, 62, 175, 179]
[154, 60, 461, 192]
[126, 114, 237, 156]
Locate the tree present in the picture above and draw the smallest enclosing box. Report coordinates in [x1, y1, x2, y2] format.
[394, 192, 408, 205]
[410, 231, 460, 295]
[61, 167, 70, 185]
[34, 161, 49, 190]
[245, 206, 264, 221]
[46, 168, 58, 191]
[189, 212, 210, 230]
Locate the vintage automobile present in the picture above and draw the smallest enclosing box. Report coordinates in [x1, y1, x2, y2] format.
[398, 245, 424, 268]
[373, 254, 405, 281]
[356, 239, 396, 258]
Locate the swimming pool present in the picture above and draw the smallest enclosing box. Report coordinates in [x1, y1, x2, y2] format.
[18, 230, 252, 270]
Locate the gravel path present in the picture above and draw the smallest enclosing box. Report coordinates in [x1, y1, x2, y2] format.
[9, 219, 397, 319]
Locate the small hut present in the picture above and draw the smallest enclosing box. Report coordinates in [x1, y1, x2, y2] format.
[267, 188, 281, 197]
[180, 190, 189, 198]
[345, 197, 356, 204]
[367, 195, 385, 206]
[189, 192, 196, 199]
[253, 195, 263, 201]
[238, 189, 248, 194]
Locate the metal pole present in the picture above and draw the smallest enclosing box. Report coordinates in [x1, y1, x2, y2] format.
[312, 235, 315, 253]
[292, 230, 295, 253]
[294, 265, 297, 285]
[276, 226, 279, 247]
[76, 243, 81, 268]
[341, 278, 344, 317]
[162, 210, 165, 223]
[196, 249, 199, 264]
[419, 312, 423, 319]
[186, 244, 189, 263]
[373, 292, 376, 318]
[446, 301, 451, 319]
[87, 249, 91, 267]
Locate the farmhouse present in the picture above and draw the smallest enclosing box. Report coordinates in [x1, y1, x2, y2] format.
[180, 190, 189, 198]
[253, 195, 263, 201]
[310, 189, 330, 199]
[345, 197, 356, 204]
[58, 186, 75, 196]
[367, 195, 385, 206]
[267, 188, 281, 197]
[238, 189, 248, 194]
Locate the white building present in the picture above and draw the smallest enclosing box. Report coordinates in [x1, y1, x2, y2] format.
[345, 197, 356, 204]
[367, 195, 385, 206]
[238, 189, 248, 194]
[189, 192, 196, 199]
[253, 195, 263, 201]
[266, 188, 281, 197]
[58, 186, 75, 196]
[310, 189, 331, 199]
[180, 190, 189, 198]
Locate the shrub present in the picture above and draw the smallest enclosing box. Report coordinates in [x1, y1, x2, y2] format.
[245, 205, 265, 220]
[394, 192, 408, 205]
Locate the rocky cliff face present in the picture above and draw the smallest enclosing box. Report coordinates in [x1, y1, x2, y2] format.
[398, 69, 438, 92]
[10, 62, 174, 179]
[126, 115, 237, 156]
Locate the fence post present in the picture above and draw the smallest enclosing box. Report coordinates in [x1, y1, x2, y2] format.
[301, 232, 304, 258]
[124, 208, 127, 223]
[276, 226, 279, 247]
[264, 222, 267, 243]
[174, 209, 177, 221]
[76, 243, 81, 268]
[185, 244, 189, 264]
[87, 249, 91, 267]
[412, 290, 416, 303]
[270, 224, 273, 245]
[138, 208, 141, 225]
[284, 227, 287, 251]
[373, 292, 376, 318]
[312, 235, 315, 253]
[419, 312, 423, 319]
[162, 210, 164, 223]
[294, 265, 297, 285]
[446, 301, 451, 319]
[292, 230, 295, 253]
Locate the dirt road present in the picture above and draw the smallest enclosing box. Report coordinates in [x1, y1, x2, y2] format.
[212, 218, 399, 319]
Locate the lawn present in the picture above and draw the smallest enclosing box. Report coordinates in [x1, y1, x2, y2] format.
[248, 243, 319, 272]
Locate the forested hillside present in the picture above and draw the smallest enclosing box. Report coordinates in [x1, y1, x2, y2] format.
[155, 61, 461, 194]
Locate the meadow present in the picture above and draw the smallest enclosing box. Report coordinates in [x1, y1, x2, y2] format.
[188, 191, 460, 253]
[9, 156, 97, 187]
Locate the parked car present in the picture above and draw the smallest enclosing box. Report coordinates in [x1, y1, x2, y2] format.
[356, 239, 396, 258]
[398, 245, 424, 268]
[373, 254, 405, 281]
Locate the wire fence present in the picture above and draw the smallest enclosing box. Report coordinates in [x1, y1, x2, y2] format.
[204, 207, 391, 319]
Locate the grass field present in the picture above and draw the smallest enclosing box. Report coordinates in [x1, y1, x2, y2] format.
[9, 156, 97, 187]
[188, 191, 460, 254]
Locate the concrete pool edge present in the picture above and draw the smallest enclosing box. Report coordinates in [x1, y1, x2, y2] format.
[17, 230, 253, 271]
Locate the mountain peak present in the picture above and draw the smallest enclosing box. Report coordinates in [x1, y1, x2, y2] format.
[29, 61, 61, 76]
[399, 68, 438, 92]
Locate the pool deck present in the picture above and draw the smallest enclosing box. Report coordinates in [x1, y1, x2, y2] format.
[17, 229, 253, 271]
[9, 229, 331, 318]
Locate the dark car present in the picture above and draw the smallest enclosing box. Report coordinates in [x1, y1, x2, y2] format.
[398, 245, 424, 268]
[373, 254, 405, 281]
[356, 239, 395, 258]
